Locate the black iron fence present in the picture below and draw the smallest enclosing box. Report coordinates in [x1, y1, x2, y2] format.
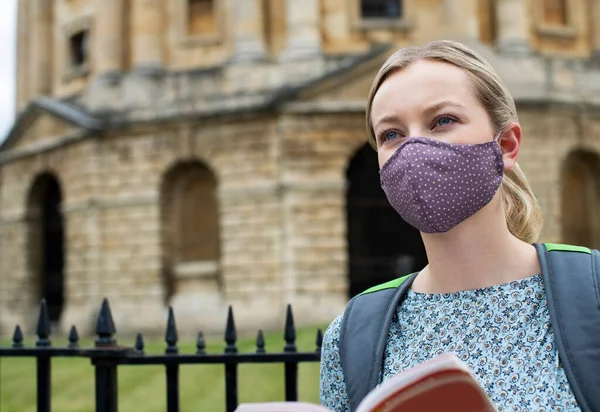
[0, 299, 323, 412]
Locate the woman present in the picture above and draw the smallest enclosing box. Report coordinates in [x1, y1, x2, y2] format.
[319, 40, 580, 411]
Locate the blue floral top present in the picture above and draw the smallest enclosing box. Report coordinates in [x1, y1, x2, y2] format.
[319, 274, 580, 411]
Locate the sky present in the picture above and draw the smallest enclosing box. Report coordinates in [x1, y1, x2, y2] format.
[0, 0, 16, 143]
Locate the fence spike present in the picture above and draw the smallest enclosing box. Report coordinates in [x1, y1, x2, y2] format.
[196, 331, 206, 355]
[12, 325, 24, 348]
[36, 299, 51, 347]
[68, 325, 80, 349]
[135, 333, 145, 353]
[165, 306, 179, 354]
[224, 305, 237, 353]
[95, 298, 116, 347]
[284, 304, 296, 352]
[316, 328, 323, 353]
[256, 330, 266, 354]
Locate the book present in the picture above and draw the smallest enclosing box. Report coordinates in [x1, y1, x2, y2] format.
[234, 353, 498, 412]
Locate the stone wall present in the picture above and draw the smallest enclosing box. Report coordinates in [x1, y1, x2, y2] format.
[508, 105, 600, 247]
[0, 138, 93, 334]
[6, 0, 600, 339]
[0, 115, 291, 337]
[279, 112, 367, 319]
[23, 0, 600, 111]
[4, 101, 600, 337]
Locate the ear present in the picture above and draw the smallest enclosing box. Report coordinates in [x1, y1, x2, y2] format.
[499, 122, 521, 171]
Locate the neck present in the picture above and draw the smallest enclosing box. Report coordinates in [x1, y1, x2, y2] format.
[412, 195, 541, 294]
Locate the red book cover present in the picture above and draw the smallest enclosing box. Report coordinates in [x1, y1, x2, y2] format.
[235, 353, 498, 412]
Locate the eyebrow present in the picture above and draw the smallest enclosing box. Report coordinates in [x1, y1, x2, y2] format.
[373, 100, 466, 128]
[373, 113, 403, 128]
[422, 100, 466, 116]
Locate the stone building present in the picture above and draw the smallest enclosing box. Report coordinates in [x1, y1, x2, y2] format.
[2, 0, 600, 337]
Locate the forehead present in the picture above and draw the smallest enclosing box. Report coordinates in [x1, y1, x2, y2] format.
[371, 59, 477, 118]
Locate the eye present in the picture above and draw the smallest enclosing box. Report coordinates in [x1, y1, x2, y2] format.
[433, 115, 456, 129]
[378, 130, 402, 143]
[385, 131, 399, 141]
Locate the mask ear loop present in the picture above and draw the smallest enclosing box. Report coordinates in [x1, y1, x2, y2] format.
[493, 131, 506, 156]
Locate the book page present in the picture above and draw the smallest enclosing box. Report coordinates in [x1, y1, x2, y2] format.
[234, 401, 331, 412]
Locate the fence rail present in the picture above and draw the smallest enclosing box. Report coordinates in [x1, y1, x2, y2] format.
[0, 298, 323, 412]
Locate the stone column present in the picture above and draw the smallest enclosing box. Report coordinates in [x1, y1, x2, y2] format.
[279, 0, 322, 62]
[496, 0, 532, 55]
[94, 0, 123, 82]
[231, 0, 268, 63]
[322, 0, 351, 46]
[16, 0, 29, 109]
[131, 0, 164, 75]
[29, 0, 53, 97]
[591, 1, 600, 61]
[444, 0, 478, 39]
[443, 0, 461, 21]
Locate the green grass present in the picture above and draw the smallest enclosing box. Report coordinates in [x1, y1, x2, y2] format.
[0, 326, 327, 412]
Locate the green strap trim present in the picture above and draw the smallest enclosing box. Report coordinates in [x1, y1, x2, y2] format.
[360, 273, 413, 295]
[544, 243, 591, 255]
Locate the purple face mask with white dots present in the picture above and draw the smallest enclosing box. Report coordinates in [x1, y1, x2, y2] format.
[379, 134, 504, 233]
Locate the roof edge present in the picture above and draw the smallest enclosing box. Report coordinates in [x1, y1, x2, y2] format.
[0, 97, 106, 151]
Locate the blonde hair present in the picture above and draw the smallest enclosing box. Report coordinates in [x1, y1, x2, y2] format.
[366, 40, 543, 243]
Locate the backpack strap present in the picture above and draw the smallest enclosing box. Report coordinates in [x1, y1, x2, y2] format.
[339, 273, 418, 412]
[535, 242, 600, 412]
[341, 243, 600, 412]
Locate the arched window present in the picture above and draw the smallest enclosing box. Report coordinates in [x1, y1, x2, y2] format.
[561, 150, 600, 249]
[176, 167, 220, 262]
[187, 0, 217, 36]
[27, 173, 65, 323]
[160, 162, 221, 302]
[360, 0, 403, 19]
[542, 0, 568, 26]
[345, 143, 426, 297]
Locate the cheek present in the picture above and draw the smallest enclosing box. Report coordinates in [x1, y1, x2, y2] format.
[378, 149, 392, 169]
[446, 128, 490, 145]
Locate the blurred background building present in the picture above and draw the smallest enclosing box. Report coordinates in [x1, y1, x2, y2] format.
[0, 0, 599, 336]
